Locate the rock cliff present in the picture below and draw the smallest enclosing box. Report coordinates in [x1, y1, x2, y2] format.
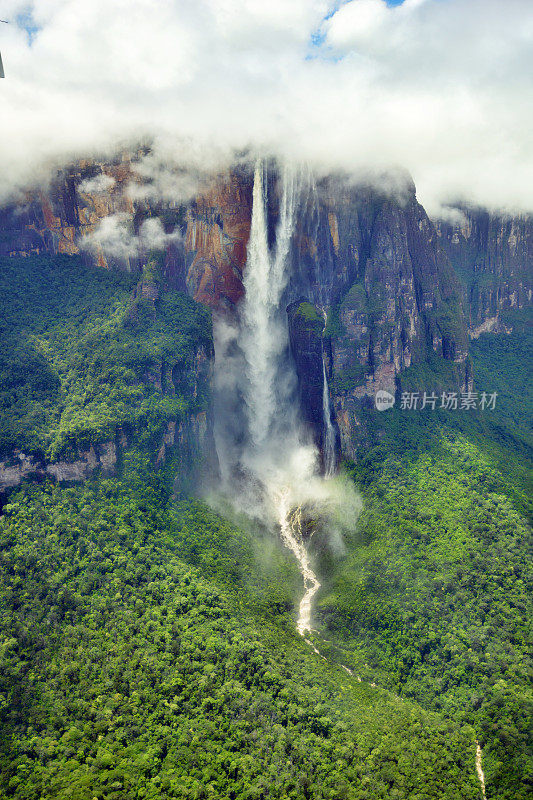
[1, 157, 531, 465]
[184, 165, 252, 312]
[282, 176, 472, 456]
[0, 157, 253, 312]
[0, 156, 137, 265]
[0, 339, 213, 499]
[0, 441, 118, 498]
[435, 207, 533, 337]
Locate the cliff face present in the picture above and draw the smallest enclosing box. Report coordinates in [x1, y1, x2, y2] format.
[0, 158, 256, 317]
[1, 159, 531, 465]
[281, 177, 471, 456]
[287, 302, 326, 438]
[0, 335, 213, 499]
[0, 442, 118, 497]
[184, 165, 253, 312]
[434, 208, 533, 337]
[0, 157, 137, 266]
[144, 330, 217, 491]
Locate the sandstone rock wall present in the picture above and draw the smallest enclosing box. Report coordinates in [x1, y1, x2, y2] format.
[283, 177, 471, 455]
[434, 208, 533, 336]
[0, 336, 215, 498]
[0, 441, 118, 496]
[0, 158, 253, 312]
[1, 157, 531, 464]
[0, 157, 137, 266]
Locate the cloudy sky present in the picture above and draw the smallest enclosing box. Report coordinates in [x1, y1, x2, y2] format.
[1, 0, 532, 214]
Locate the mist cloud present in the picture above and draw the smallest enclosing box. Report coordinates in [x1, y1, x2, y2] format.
[78, 173, 115, 194]
[1, 0, 532, 215]
[81, 214, 181, 262]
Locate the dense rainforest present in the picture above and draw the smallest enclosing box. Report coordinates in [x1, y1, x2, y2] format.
[0, 254, 531, 799]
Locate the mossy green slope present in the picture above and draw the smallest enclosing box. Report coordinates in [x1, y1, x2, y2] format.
[317, 374, 532, 800]
[0, 254, 530, 800]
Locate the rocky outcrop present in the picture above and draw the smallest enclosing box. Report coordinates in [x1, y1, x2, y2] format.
[0, 441, 118, 496]
[0, 156, 137, 266]
[0, 158, 253, 312]
[184, 165, 253, 312]
[155, 409, 217, 494]
[0, 404, 214, 501]
[141, 340, 217, 492]
[287, 301, 326, 436]
[280, 177, 470, 456]
[0, 333, 215, 499]
[434, 208, 533, 336]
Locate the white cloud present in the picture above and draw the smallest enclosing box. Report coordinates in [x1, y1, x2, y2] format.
[326, 0, 389, 50]
[81, 214, 138, 261]
[0, 0, 532, 215]
[78, 173, 115, 194]
[81, 213, 181, 262]
[139, 217, 182, 250]
[128, 138, 232, 204]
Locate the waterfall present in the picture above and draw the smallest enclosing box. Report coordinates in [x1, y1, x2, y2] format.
[321, 345, 336, 478]
[240, 160, 322, 635]
[241, 160, 298, 452]
[212, 159, 359, 638]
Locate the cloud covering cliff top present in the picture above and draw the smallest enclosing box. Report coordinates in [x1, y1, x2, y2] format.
[1, 0, 532, 214]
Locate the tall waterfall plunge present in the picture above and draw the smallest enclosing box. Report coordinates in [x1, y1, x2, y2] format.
[211, 160, 360, 636]
[241, 160, 299, 456]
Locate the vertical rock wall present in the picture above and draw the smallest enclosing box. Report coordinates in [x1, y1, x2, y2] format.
[1, 158, 531, 463]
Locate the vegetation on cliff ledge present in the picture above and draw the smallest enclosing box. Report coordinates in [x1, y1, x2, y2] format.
[0, 255, 211, 460]
[291, 302, 325, 333]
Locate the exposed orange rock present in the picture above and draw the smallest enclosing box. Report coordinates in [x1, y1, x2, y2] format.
[328, 212, 340, 255]
[96, 248, 109, 269]
[296, 232, 318, 259]
[41, 195, 60, 229]
[185, 169, 252, 311]
[4, 159, 252, 313]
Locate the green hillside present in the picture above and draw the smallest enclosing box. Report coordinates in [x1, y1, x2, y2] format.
[0, 256, 530, 799]
[0, 473, 480, 800]
[315, 326, 533, 799]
